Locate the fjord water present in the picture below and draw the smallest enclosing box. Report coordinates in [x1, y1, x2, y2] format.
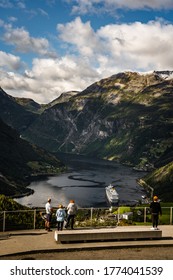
[15, 154, 147, 208]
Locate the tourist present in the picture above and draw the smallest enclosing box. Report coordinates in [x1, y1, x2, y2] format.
[45, 198, 53, 231]
[65, 199, 77, 229]
[150, 195, 162, 230]
[56, 204, 67, 231]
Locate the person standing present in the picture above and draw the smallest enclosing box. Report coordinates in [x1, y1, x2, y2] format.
[56, 204, 66, 231]
[65, 199, 77, 230]
[45, 198, 53, 231]
[150, 195, 162, 230]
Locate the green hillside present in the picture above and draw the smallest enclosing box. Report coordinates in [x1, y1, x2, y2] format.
[142, 161, 173, 201]
[0, 118, 65, 196]
[0, 194, 28, 211]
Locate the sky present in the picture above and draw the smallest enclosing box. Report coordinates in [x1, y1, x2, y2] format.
[0, 0, 173, 104]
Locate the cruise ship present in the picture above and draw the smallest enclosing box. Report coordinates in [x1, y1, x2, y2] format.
[105, 184, 119, 204]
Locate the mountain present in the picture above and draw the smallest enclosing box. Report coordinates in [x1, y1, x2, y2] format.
[0, 87, 39, 132]
[43, 91, 79, 110]
[22, 71, 173, 169]
[14, 96, 42, 113]
[154, 70, 173, 80]
[1, 71, 173, 201]
[0, 118, 65, 196]
[142, 161, 173, 201]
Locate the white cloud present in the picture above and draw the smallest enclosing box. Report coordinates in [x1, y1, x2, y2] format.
[105, 0, 173, 10]
[0, 51, 22, 70]
[57, 17, 173, 73]
[69, 0, 173, 15]
[0, 0, 26, 9]
[0, 22, 57, 58]
[0, 56, 99, 104]
[17, 1, 26, 9]
[0, 0, 13, 8]
[57, 17, 102, 57]
[97, 20, 173, 71]
[3, 25, 51, 55]
[8, 16, 18, 23]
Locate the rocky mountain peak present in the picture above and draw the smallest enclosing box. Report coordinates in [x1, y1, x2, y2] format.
[154, 70, 173, 80]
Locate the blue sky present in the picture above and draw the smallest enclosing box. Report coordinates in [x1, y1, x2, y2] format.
[0, 0, 173, 103]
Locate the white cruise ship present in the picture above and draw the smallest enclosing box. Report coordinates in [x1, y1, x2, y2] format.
[105, 184, 119, 204]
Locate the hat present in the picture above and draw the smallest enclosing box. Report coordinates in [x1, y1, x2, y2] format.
[58, 204, 63, 208]
[153, 196, 158, 201]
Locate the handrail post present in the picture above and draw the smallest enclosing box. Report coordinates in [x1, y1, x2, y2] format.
[34, 209, 36, 230]
[170, 207, 172, 225]
[90, 207, 93, 225]
[144, 207, 147, 223]
[117, 207, 120, 225]
[3, 211, 6, 232]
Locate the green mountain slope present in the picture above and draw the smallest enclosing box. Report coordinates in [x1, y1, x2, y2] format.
[0, 87, 38, 132]
[0, 194, 28, 211]
[14, 97, 42, 114]
[142, 161, 173, 201]
[0, 118, 65, 196]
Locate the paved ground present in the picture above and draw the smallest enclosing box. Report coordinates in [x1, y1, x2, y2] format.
[0, 225, 173, 260]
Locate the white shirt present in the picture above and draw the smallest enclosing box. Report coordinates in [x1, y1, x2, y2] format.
[67, 202, 77, 215]
[45, 202, 52, 214]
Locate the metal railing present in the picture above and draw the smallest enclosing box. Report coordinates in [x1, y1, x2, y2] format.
[0, 207, 172, 232]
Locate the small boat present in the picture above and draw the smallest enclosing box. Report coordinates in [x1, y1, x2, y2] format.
[105, 184, 119, 204]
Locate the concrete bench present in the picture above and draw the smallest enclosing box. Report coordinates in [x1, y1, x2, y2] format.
[54, 227, 162, 243]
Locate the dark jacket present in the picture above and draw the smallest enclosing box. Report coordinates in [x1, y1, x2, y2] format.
[150, 201, 162, 215]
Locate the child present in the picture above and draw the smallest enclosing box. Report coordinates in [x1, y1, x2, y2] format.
[56, 204, 66, 231]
